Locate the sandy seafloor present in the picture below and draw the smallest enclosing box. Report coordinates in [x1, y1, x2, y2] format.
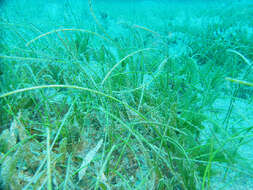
[0, 0, 253, 189]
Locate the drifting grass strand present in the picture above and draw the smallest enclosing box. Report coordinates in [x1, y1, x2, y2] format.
[201, 138, 214, 190]
[50, 102, 74, 152]
[26, 28, 110, 47]
[101, 48, 154, 85]
[227, 49, 252, 66]
[0, 55, 64, 63]
[133, 24, 161, 36]
[226, 77, 253, 87]
[63, 154, 72, 190]
[0, 84, 147, 121]
[46, 127, 52, 190]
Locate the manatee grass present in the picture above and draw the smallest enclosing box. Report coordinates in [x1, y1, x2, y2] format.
[0, 0, 252, 189]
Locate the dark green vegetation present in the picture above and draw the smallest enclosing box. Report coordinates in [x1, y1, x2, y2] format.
[0, 0, 253, 189]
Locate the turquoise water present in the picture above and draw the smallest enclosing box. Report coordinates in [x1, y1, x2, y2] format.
[0, 0, 253, 189]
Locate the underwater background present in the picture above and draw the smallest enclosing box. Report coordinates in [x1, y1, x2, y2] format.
[0, 0, 253, 189]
